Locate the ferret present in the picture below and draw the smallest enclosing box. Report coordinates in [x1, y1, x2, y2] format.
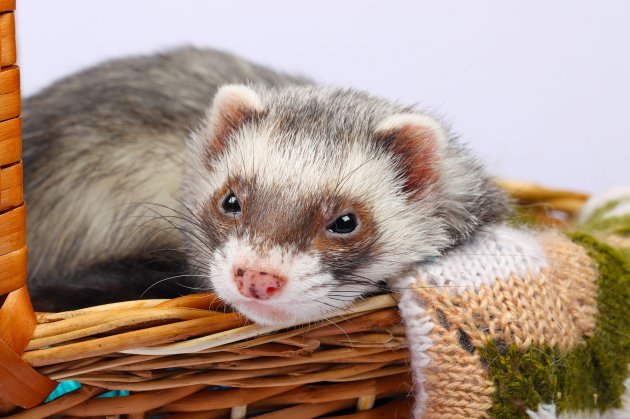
[23, 47, 509, 324]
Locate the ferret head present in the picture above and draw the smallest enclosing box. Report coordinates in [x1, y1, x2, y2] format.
[182, 84, 508, 325]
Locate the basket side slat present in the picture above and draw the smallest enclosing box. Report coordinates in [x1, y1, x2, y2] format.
[0, 4, 57, 412]
[0, 337, 57, 409]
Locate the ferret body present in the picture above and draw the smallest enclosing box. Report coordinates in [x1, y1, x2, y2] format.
[24, 47, 508, 323]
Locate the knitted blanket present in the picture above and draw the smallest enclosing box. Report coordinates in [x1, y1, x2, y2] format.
[395, 188, 630, 418]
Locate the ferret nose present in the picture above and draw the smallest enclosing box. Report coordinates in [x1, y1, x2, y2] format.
[233, 267, 287, 300]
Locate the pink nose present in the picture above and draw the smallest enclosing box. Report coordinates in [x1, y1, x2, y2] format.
[234, 267, 286, 300]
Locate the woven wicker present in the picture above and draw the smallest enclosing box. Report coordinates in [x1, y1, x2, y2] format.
[0, 2, 592, 416]
[1, 184, 586, 419]
[0, 0, 58, 415]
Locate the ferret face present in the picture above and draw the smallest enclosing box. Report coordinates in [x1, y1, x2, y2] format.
[182, 85, 508, 325]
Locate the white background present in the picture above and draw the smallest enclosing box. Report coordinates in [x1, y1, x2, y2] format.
[16, 0, 629, 193]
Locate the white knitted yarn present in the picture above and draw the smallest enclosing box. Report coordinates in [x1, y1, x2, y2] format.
[396, 223, 549, 418]
[393, 275, 435, 418]
[417, 224, 547, 295]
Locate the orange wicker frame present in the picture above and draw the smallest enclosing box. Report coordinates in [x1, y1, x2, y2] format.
[0, 0, 58, 414]
[0, 2, 591, 417]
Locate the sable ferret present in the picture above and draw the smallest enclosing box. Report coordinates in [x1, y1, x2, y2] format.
[23, 47, 508, 324]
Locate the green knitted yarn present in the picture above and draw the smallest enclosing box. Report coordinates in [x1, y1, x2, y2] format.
[564, 232, 630, 411]
[477, 233, 630, 417]
[478, 342, 559, 418]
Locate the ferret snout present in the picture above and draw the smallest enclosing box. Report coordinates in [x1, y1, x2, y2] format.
[233, 266, 287, 300]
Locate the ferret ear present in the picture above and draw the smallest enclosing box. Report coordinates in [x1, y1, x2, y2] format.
[198, 84, 265, 155]
[374, 113, 448, 195]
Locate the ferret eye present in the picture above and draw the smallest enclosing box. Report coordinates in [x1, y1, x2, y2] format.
[222, 192, 241, 214]
[327, 214, 357, 234]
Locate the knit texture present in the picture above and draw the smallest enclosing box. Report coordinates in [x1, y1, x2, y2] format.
[397, 190, 630, 418]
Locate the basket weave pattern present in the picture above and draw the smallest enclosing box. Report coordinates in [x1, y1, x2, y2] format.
[18, 294, 413, 418]
[3, 193, 586, 419]
[0, 0, 57, 414]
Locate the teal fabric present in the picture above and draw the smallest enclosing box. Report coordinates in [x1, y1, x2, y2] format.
[45, 381, 129, 402]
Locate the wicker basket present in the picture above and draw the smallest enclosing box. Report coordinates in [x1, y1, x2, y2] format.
[0, 2, 592, 417]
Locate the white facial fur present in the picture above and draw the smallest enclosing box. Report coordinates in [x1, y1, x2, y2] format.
[182, 85, 507, 325]
[210, 237, 374, 325]
[185, 127, 448, 323]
